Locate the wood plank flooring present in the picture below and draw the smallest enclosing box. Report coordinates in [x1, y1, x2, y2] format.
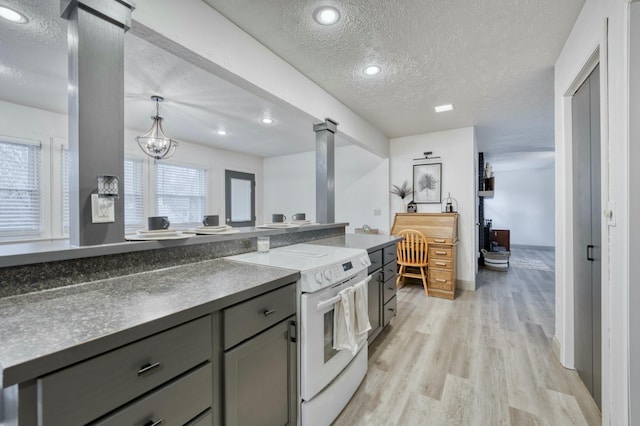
[333, 248, 601, 426]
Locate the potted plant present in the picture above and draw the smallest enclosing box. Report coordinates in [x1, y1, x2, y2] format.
[390, 181, 413, 212]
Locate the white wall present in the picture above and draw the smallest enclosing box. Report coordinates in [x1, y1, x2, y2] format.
[132, 0, 390, 158]
[554, 0, 629, 422]
[484, 153, 555, 248]
[263, 145, 390, 233]
[0, 100, 263, 236]
[390, 128, 476, 289]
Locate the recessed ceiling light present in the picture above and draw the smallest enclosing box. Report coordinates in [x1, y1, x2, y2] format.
[313, 6, 340, 25]
[0, 6, 28, 23]
[363, 65, 381, 76]
[434, 104, 454, 113]
[261, 117, 274, 124]
[217, 130, 228, 136]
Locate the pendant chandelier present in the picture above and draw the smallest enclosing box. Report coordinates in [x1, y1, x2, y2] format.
[136, 95, 179, 160]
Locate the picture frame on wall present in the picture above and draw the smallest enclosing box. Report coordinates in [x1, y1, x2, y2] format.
[413, 163, 442, 204]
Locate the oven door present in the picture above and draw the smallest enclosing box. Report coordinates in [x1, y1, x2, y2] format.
[300, 271, 368, 401]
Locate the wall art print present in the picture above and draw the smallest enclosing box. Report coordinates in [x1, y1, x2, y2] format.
[413, 163, 442, 204]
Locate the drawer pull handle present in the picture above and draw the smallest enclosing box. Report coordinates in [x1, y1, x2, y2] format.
[434, 239, 445, 243]
[144, 420, 163, 426]
[137, 362, 161, 376]
[435, 278, 447, 283]
[435, 262, 447, 266]
[388, 308, 395, 312]
[263, 309, 276, 316]
[435, 251, 447, 255]
[387, 287, 395, 291]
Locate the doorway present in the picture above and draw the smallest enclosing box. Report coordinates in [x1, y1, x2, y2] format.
[225, 170, 255, 227]
[571, 64, 601, 408]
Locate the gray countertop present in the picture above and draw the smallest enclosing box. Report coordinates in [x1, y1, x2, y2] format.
[0, 258, 298, 388]
[0, 223, 348, 268]
[311, 233, 402, 253]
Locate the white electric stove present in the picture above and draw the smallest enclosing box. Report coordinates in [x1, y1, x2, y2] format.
[228, 243, 372, 426]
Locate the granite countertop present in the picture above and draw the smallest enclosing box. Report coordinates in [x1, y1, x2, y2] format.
[0, 258, 299, 388]
[311, 233, 402, 253]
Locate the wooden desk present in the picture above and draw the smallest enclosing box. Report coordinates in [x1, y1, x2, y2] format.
[391, 213, 458, 300]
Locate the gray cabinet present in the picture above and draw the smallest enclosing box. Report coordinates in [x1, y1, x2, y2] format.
[34, 316, 213, 426]
[222, 283, 297, 426]
[367, 243, 397, 345]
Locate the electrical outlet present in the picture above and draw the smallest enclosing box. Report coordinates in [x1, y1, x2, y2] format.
[374, 209, 381, 216]
[91, 194, 115, 223]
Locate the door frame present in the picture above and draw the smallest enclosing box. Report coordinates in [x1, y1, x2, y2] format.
[557, 36, 610, 418]
[225, 170, 256, 227]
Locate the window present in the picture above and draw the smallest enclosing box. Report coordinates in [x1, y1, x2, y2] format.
[156, 162, 207, 227]
[0, 140, 42, 240]
[62, 147, 69, 235]
[124, 159, 144, 232]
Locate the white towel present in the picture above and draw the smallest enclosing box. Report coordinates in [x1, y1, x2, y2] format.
[333, 287, 359, 355]
[353, 279, 372, 337]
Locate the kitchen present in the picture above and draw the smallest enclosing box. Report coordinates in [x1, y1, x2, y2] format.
[0, 0, 637, 425]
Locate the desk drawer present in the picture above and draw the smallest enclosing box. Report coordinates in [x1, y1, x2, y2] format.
[368, 250, 383, 274]
[429, 269, 454, 291]
[93, 363, 212, 426]
[224, 283, 296, 349]
[383, 245, 397, 264]
[383, 260, 397, 282]
[427, 237, 453, 245]
[39, 316, 212, 426]
[429, 257, 453, 270]
[428, 246, 453, 259]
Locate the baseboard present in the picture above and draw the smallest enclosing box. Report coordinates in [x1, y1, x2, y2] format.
[456, 279, 475, 291]
[552, 334, 561, 361]
[511, 244, 555, 251]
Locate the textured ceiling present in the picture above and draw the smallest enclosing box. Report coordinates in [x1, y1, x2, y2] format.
[0, 0, 585, 157]
[0, 0, 324, 158]
[203, 0, 585, 153]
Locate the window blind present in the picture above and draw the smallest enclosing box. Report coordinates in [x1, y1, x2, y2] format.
[0, 140, 42, 239]
[124, 159, 144, 232]
[156, 162, 207, 226]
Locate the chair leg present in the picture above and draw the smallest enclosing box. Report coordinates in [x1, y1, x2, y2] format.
[420, 266, 429, 298]
[396, 265, 405, 288]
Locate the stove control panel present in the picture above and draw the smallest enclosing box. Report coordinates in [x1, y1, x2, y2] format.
[302, 254, 371, 292]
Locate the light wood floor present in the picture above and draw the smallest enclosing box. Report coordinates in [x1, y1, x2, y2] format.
[333, 248, 601, 426]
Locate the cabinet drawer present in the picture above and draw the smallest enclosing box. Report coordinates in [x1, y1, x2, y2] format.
[427, 237, 453, 245]
[383, 276, 396, 304]
[186, 409, 214, 426]
[382, 245, 397, 264]
[39, 316, 212, 426]
[383, 260, 397, 282]
[428, 246, 453, 259]
[383, 296, 397, 327]
[429, 269, 454, 291]
[224, 283, 296, 349]
[368, 250, 383, 274]
[429, 257, 453, 270]
[93, 364, 212, 426]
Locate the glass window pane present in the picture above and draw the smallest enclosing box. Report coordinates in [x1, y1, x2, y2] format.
[230, 178, 251, 222]
[124, 159, 145, 232]
[156, 162, 207, 227]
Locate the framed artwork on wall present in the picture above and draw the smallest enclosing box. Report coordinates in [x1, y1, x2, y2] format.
[413, 163, 442, 203]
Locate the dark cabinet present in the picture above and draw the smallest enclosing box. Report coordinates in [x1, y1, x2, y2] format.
[367, 243, 398, 345]
[368, 269, 383, 342]
[224, 318, 296, 426]
[222, 283, 297, 426]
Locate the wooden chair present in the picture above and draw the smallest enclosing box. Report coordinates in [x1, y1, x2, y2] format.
[396, 229, 429, 297]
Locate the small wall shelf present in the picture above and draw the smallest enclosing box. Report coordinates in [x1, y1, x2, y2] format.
[478, 190, 494, 198]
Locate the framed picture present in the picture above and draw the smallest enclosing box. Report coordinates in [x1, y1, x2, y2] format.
[413, 163, 442, 204]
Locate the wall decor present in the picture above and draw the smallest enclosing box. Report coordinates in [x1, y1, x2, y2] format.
[413, 163, 441, 203]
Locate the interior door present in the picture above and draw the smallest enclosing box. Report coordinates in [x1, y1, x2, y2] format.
[225, 170, 255, 227]
[572, 64, 601, 408]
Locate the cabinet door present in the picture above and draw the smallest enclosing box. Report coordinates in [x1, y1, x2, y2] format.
[367, 270, 382, 343]
[224, 317, 296, 426]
